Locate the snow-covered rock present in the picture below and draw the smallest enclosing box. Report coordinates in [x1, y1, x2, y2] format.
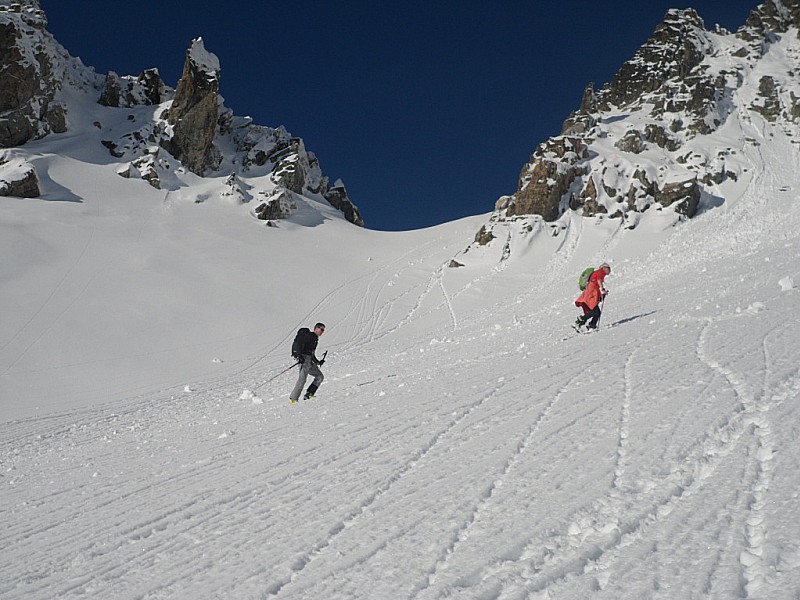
[461, 1, 800, 263]
[1, 4, 365, 227]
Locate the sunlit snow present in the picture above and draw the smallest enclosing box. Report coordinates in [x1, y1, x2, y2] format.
[2, 9, 800, 600]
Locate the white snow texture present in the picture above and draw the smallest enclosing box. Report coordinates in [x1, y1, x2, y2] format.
[2, 8, 800, 600]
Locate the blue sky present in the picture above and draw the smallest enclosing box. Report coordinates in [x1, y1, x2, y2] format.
[42, 1, 759, 231]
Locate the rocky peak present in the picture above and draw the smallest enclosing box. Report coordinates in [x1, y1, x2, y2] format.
[0, 0, 67, 147]
[102, 34, 364, 226]
[741, 0, 800, 40]
[600, 9, 712, 110]
[99, 68, 170, 108]
[1, 6, 365, 227]
[167, 38, 220, 124]
[458, 2, 800, 265]
[161, 38, 223, 176]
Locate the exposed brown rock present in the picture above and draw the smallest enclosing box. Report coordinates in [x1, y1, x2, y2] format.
[655, 179, 701, 217]
[0, 160, 39, 197]
[0, 7, 65, 147]
[161, 39, 222, 175]
[324, 180, 365, 227]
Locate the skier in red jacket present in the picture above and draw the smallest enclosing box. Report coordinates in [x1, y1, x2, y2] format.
[574, 263, 611, 331]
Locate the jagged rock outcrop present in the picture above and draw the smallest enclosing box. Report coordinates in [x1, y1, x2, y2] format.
[615, 131, 647, 155]
[161, 38, 223, 176]
[221, 173, 249, 203]
[643, 124, 682, 151]
[0, 154, 39, 197]
[599, 10, 712, 111]
[740, 0, 800, 40]
[254, 187, 295, 221]
[473, 224, 495, 246]
[750, 75, 787, 121]
[561, 83, 597, 136]
[655, 179, 701, 217]
[506, 137, 588, 222]
[99, 69, 169, 108]
[580, 176, 607, 217]
[464, 1, 800, 262]
[115, 153, 162, 189]
[3, 2, 366, 227]
[0, 1, 67, 147]
[324, 180, 365, 227]
[269, 139, 308, 193]
[106, 37, 366, 226]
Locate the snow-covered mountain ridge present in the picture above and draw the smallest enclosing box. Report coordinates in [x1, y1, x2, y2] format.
[458, 1, 800, 265]
[0, 0, 363, 226]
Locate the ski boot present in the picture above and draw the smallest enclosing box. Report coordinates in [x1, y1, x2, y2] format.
[304, 383, 318, 401]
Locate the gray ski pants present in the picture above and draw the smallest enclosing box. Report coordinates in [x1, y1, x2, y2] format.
[290, 357, 324, 400]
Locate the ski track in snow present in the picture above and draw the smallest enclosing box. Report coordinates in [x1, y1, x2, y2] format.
[696, 318, 783, 598]
[180, 235, 451, 401]
[4, 240, 800, 599]
[411, 371, 583, 599]
[0, 195, 100, 376]
[434, 310, 795, 599]
[263, 380, 515, 598]
[612, 346, 638, 493]
[4, 203, 800, 599]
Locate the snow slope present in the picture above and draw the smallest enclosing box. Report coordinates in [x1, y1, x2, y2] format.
[2, 104, 800, 600]
[3, 6, 800, 595]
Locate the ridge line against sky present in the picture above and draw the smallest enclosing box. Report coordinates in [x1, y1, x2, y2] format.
[42, 1, 759, 231]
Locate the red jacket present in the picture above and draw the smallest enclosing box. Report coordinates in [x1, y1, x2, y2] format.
[575, 269, 607, 310]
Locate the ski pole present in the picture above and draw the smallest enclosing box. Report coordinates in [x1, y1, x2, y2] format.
[596, 295, 606, 328]
[253, 361, 300, 392]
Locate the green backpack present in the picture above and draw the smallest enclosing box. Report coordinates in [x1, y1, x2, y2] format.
[578, 267, 595, 290]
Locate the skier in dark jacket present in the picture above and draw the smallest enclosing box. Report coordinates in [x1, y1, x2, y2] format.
[290, 322, 326, 403]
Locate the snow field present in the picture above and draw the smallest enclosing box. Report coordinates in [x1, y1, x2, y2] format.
[2, 50, 800, 600]
[3, 195, 800, 598]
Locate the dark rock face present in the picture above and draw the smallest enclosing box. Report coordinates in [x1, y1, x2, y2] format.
[601, 9, 709, 110]
[741, 0, 800, 39]
[0, 3, 67, 147]
[99, 69, 169, 108]
[254, 188, 295, 221]
[655, 179, 701, 217]
[509, 159, 577, 222]
[0, 155, 40, 197]
[507, 137, 588, 222]
[750, 75, 782, 121]
[324, 180, 365, 227]
[161, 38, 222, 176]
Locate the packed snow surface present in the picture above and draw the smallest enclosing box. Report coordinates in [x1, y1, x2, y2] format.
[2, 67, 800, 600]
